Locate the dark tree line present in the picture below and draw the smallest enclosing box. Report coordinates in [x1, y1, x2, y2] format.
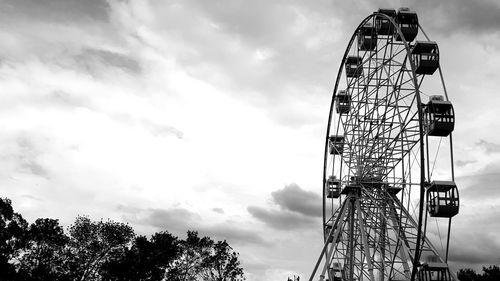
[0, 198, 245, 281]
[458, 266, 500, 281]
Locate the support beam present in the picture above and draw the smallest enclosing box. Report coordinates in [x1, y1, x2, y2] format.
[388, 201, 412, 279]
[356, 200, 376, 281]
[348, 197, 356, 281]
[309, 200, 349, 281]
[320, 202, 351, 280]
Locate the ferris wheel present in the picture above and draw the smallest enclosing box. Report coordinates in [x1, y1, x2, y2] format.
[309, 8, 459, 281]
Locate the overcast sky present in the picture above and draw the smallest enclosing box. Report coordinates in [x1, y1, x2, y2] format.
[1, 0, 500, 280]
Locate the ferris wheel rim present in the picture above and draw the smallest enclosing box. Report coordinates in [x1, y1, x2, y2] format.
[321, 12, 430, 279]
[322, 11, 425, 229]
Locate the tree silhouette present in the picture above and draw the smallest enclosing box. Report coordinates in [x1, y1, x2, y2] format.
[481, 265, 500, 281]
[101, 232, 181, 280]
[17, 218, 69, 280]
[458, 266, 500, 281]
[166, 230, 214, 280]
[200, 240, 245, 281]
[0, 198, 29, 280]
[458, 268, 478, 281]
[65, 216, 135, 280]
[0, 198, 245, 281]
[166, 231, 245, 281]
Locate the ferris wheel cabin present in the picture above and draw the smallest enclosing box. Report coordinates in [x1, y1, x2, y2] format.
[411, 41, 440, 75]
[418, 256, 453, 281]
[375, 8, 396, 35]
[425, 95, 455, 137]
[345, 56, 363, 78]
[395, 7, 418, 42]
[426, 181, 459, 218]
[326, 176, 341, 198]
[329, 135, 345, 155]
[328, 263, 343, 281]
[357, 22, 377, 51]
[335, 90, 351, 114]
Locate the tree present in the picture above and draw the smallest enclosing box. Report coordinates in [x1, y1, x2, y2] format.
[166, 231, 245, 281]
[458, 268, 477, 281]
[458, 266, 500, 281]
[481, 265, 500, 281]
[0, 198, 28, 281]
[200, 240, 245, 281]
[0, 197, 247, 281]
[65, 216, 135, 281]
[147, 231, 182, 279]
[17, 218, 69, 281]
[166, 231, 214, 281]
[101, 231, 181, 281]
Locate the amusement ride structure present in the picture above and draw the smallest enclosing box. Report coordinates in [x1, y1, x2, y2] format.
[309, 8, 459, 281]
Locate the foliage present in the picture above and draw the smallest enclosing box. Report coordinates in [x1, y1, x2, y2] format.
[458, 266, 500, 281]
[166, 230, 215, 280]
[17, 218, 69, 281]
[167, 231, 245, 281]
[200, 240, 245, 281]
[0, 197, 29, 280]
[101, 232, 181, 280]
[480, 265, 500, 281]
[65, 216, 135, 280]
[0, 198, 245, 281]
[458, 268, 478, 281]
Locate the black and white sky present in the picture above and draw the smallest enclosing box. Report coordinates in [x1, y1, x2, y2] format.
[1, 0, 500, 280]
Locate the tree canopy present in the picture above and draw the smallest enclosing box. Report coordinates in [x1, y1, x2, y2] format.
[0, 197, 245, 281]
[458, 266, 500, 281]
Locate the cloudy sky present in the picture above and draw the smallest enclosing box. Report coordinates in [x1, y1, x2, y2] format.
[1, 0, 500, 280]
